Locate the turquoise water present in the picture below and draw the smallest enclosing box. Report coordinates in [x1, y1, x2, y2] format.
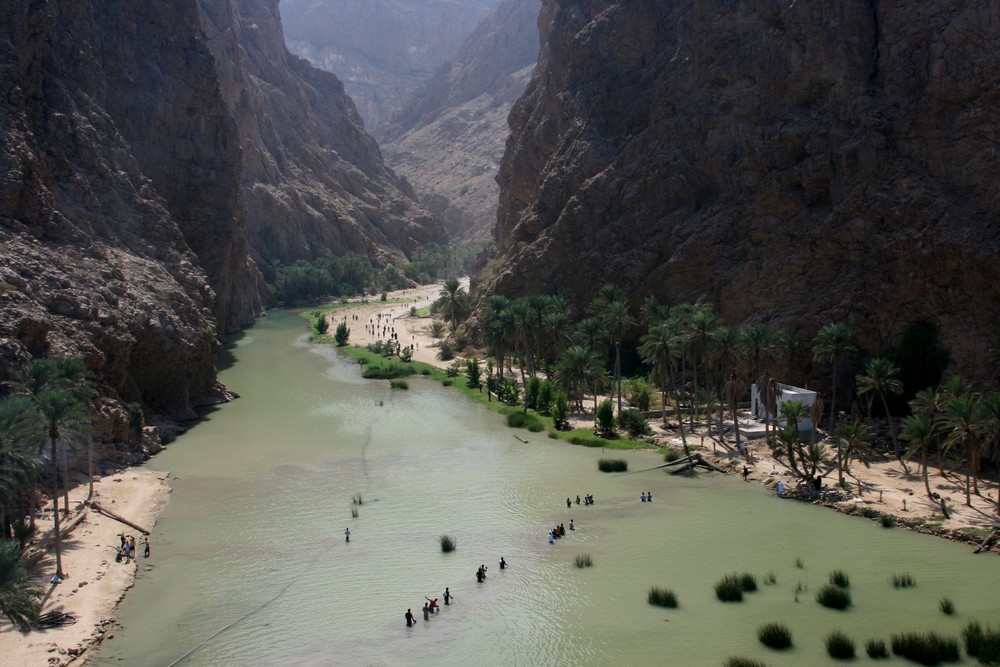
[96, 312, 1000, 666]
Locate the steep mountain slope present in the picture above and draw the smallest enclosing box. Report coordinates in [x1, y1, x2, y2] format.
[280, 0, 496, 129]
[379, 0, 541, 240]
[199, 0, 447, 267]
[482, 0, 1000, 380]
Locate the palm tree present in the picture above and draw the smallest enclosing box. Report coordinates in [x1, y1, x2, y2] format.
[856, 357, 905, 468]
[435, 278, 471, 333]
[599, 299, 635, 416]
[780, 400, 810, 475]
[686, 305, 719, 428]
[938, 395, 983, 506]
[0, 539, 43, 631]
[981, 393, 1000, 514]
[812, 323, 857, 432]
[0, 396, 43, 537]
[835, 421, 870, 488]
[555, 346, 603, 413]
[900, 413, 936, 500]
[639, 322, 678, 424]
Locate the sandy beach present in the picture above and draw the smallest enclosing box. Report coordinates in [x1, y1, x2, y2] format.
[4, 279, 995, 665]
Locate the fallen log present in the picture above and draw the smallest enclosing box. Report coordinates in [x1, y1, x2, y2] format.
[92, 502, 150, 535]
[973, 529, 998, 554]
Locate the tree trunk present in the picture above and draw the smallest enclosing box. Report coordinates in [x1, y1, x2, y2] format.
[615, 340, 622, 416]
[676, 395, 689, 455]
[50, 434, 63, 578]
[828, 353, 838, 432]
[921, 447, 933, 500]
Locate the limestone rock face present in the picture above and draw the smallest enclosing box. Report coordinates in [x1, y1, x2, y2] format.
[379, 0, 541, 240]
[0, 0, 250, 421]
[199, 0, 448, 267]
[483, 0, 1000, 382]
[280, 0, 496, 129]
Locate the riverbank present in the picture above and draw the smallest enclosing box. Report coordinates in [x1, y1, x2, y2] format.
[0, 470, 170, 666]
[318, 282, 999, 552]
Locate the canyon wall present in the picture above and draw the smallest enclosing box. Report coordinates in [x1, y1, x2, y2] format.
[483, 0, 1000, 383]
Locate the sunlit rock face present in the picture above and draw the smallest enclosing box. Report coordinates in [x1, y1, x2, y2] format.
[378, 0, 542, 241]
[481, 0, 1000, 383]
[280, 0, 497, 129]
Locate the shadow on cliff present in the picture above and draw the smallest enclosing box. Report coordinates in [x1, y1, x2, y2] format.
[216, 331, 247, 372]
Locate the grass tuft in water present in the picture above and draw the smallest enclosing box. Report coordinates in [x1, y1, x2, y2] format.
[350, 506, 358, 518]
[763, 571, 777, 585]
[964, 621, 1000, 663]
[865, 638, 889, 659]
[890, 631, 960, 664]
[758, 622, 792, 650]
[574, 553, 593, 568]
[647, 586, 677, 608]
[597, 458, 628, 472]
[816, 584, 852, 610]
[794, 556, 804, 569]
[826, 631, 856, 659]
[939, 597, 955, 615]
[829, 569, 850, 588]
[440, 534, 456, 553]
[351, 493, 363, 505]
[738, 572, 758, 592]
[389, 379, 408, 390]
[714, 574, 745, 602]
[723, 658, 769, 667]
[891, 572, 916, 588]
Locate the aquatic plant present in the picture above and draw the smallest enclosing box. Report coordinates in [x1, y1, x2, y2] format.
[714, 574, 744, 602]
[597, 458, 628, 473]
[389, 379, 408, 390]
[865, 638, 889, 659]
[816, 584, 852, 609]
[964, 621, 1000, 664]
[938, 597, 955, 615]
[723, 658, 769, 667]
[794, 557, 804, 569]
[574, 554, 593, 568]
[829, 569, 850, 588]
[351, 494, 364, 505]
[757, 622, 792, 649]
[507, 412, 545, 432]
[570, 435, 605, 447]
[663, 448, 682, 462]
[441, 379, 452, 386]
[647, 586, 677, 608]
[350, 506, 358, 518]
[890, 631, 960, 664]
[763, 571, 777, 585]
[738, 572, 758, 592]
[891, 572, 916, 588]
[826, 631, 856, 659]
[440, 535, 456, 553]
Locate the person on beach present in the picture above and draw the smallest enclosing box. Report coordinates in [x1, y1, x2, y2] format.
[499, 557, 506, 570]
[444, 588, 451, 605]
[405, 609, 415, 627]
[129, 535, 137, 557]
[345, 527, 350, 543]
[742, 466, 750, 481]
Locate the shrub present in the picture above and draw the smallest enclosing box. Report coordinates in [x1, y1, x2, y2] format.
[890, 632, 960, 664]
[757, 622, 792, 649]
[865, 638, 889, 659]
[507, 411, 544, 432]
[334, 321, 350, 346]
[362, 362, 415, 380]
[465, 357, 482, 388]
[525, 376, 541, 409]
[499, 379, 520, 406]
[881, 515, 895, 528]
[380, 291, 387, 301]
[551, 391, 569, 429]
[891, 572, 915, 588]
[596, 398, 616, 434]
[647, 587, 678, 608]
[723, 659, 768, 667]
[574, 554, 593, 568]
[440, 535, 456, 553]
[618, 409, 651, 437]
[445, 361, 462, 377]
[964, 621, 1000, 664]
[389, 379, 408, 390]
[420, 368, 432, 376]
[738, 572, 758, 592]
[430, 321, 446, 338]
[939, 597, 955, 615]
[664, 449, 681, 462]
[442, 379, 452, 387]
[816, 584, 852, 609]
[537, 380, 554, 415]
[715, 574, 744, 602]
[597, 458, 628, 472]
[314, 314, 329, 335]
[826, 631, 856, 659]
[829, 570, 850, 589]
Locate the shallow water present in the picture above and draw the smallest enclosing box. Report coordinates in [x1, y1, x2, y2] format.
[97, 312, 999, 666]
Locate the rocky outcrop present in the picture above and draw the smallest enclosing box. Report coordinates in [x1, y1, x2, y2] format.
[482, 0, 1000, 383]
[199, 0, 448, 268]
[379, 0, 541, 240]
[0, 0, 251, 421]
[280, 0, 496, 129]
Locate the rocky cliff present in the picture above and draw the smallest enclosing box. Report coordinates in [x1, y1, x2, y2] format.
[379, 0, 541, 240]
[280, 0, 496, 129]
[482, 0, 1000, 381]
[199, 0, 448, 267]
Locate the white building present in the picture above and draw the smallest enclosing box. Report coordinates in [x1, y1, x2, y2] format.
[749, 382, 816, 431]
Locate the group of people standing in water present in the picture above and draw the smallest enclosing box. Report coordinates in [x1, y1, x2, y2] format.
[405, 557, 507, 627]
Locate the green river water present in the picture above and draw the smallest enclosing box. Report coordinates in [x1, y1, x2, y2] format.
[95, 311, 999, 666]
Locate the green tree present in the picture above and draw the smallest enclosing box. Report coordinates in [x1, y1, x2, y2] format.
[779, 400, 810, 475]
[555, 346, 604, 413]
[938, 395, 983, 507]
[596, 399, 616, 436]
[835, 422, 870, 488]
[436, 278, 471, 333]
[856, 357, 904, 467]
[465, 357, 482, 389]
[0, 539, 43, 631]
[900, 413, 936, 501]
[813, 323, 858, 431]
[639, 321, 679, 424]
[0, 397, 42, 535]
[314, 313, 329, 335]
[551, 391, 570, 430]
[980, 393, 1000, 514]
[334, 321, 350, 346]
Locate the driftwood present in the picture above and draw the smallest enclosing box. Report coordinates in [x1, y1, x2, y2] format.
[91, 502, 150, 535]
[973, 529, 998, 554]
[512, 435, 529, 443]
[666, 453, 728, 475]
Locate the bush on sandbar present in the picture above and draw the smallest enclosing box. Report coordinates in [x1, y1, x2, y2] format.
[597, 458, 628, 472]
[816, 584, 852, 609]
[890, 631, 960, 665]
[758, 622, 792, 650]
[647, 586, 677, 608]
[826, 631, 856, 659]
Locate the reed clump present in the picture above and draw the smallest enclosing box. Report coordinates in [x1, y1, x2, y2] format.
[757, 622, 792, 650]
[964, 621, 1000, 664]
[723, 658, 768, 667]
[939, 597, 955, 615]
[816, 584, 852, 610]
[865, 638, 889, 659]
[574, 553, 593, 568]
[597, 458, 628, 473]
[891, 572, 916, 588]
[890, 631, 959, 664]
[829, 569, 850, 589]
[440, 534, 456, 553]
[647, 586, 677, 608]
[714, 574, 745, 602]
[826, 631, 856, 659]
